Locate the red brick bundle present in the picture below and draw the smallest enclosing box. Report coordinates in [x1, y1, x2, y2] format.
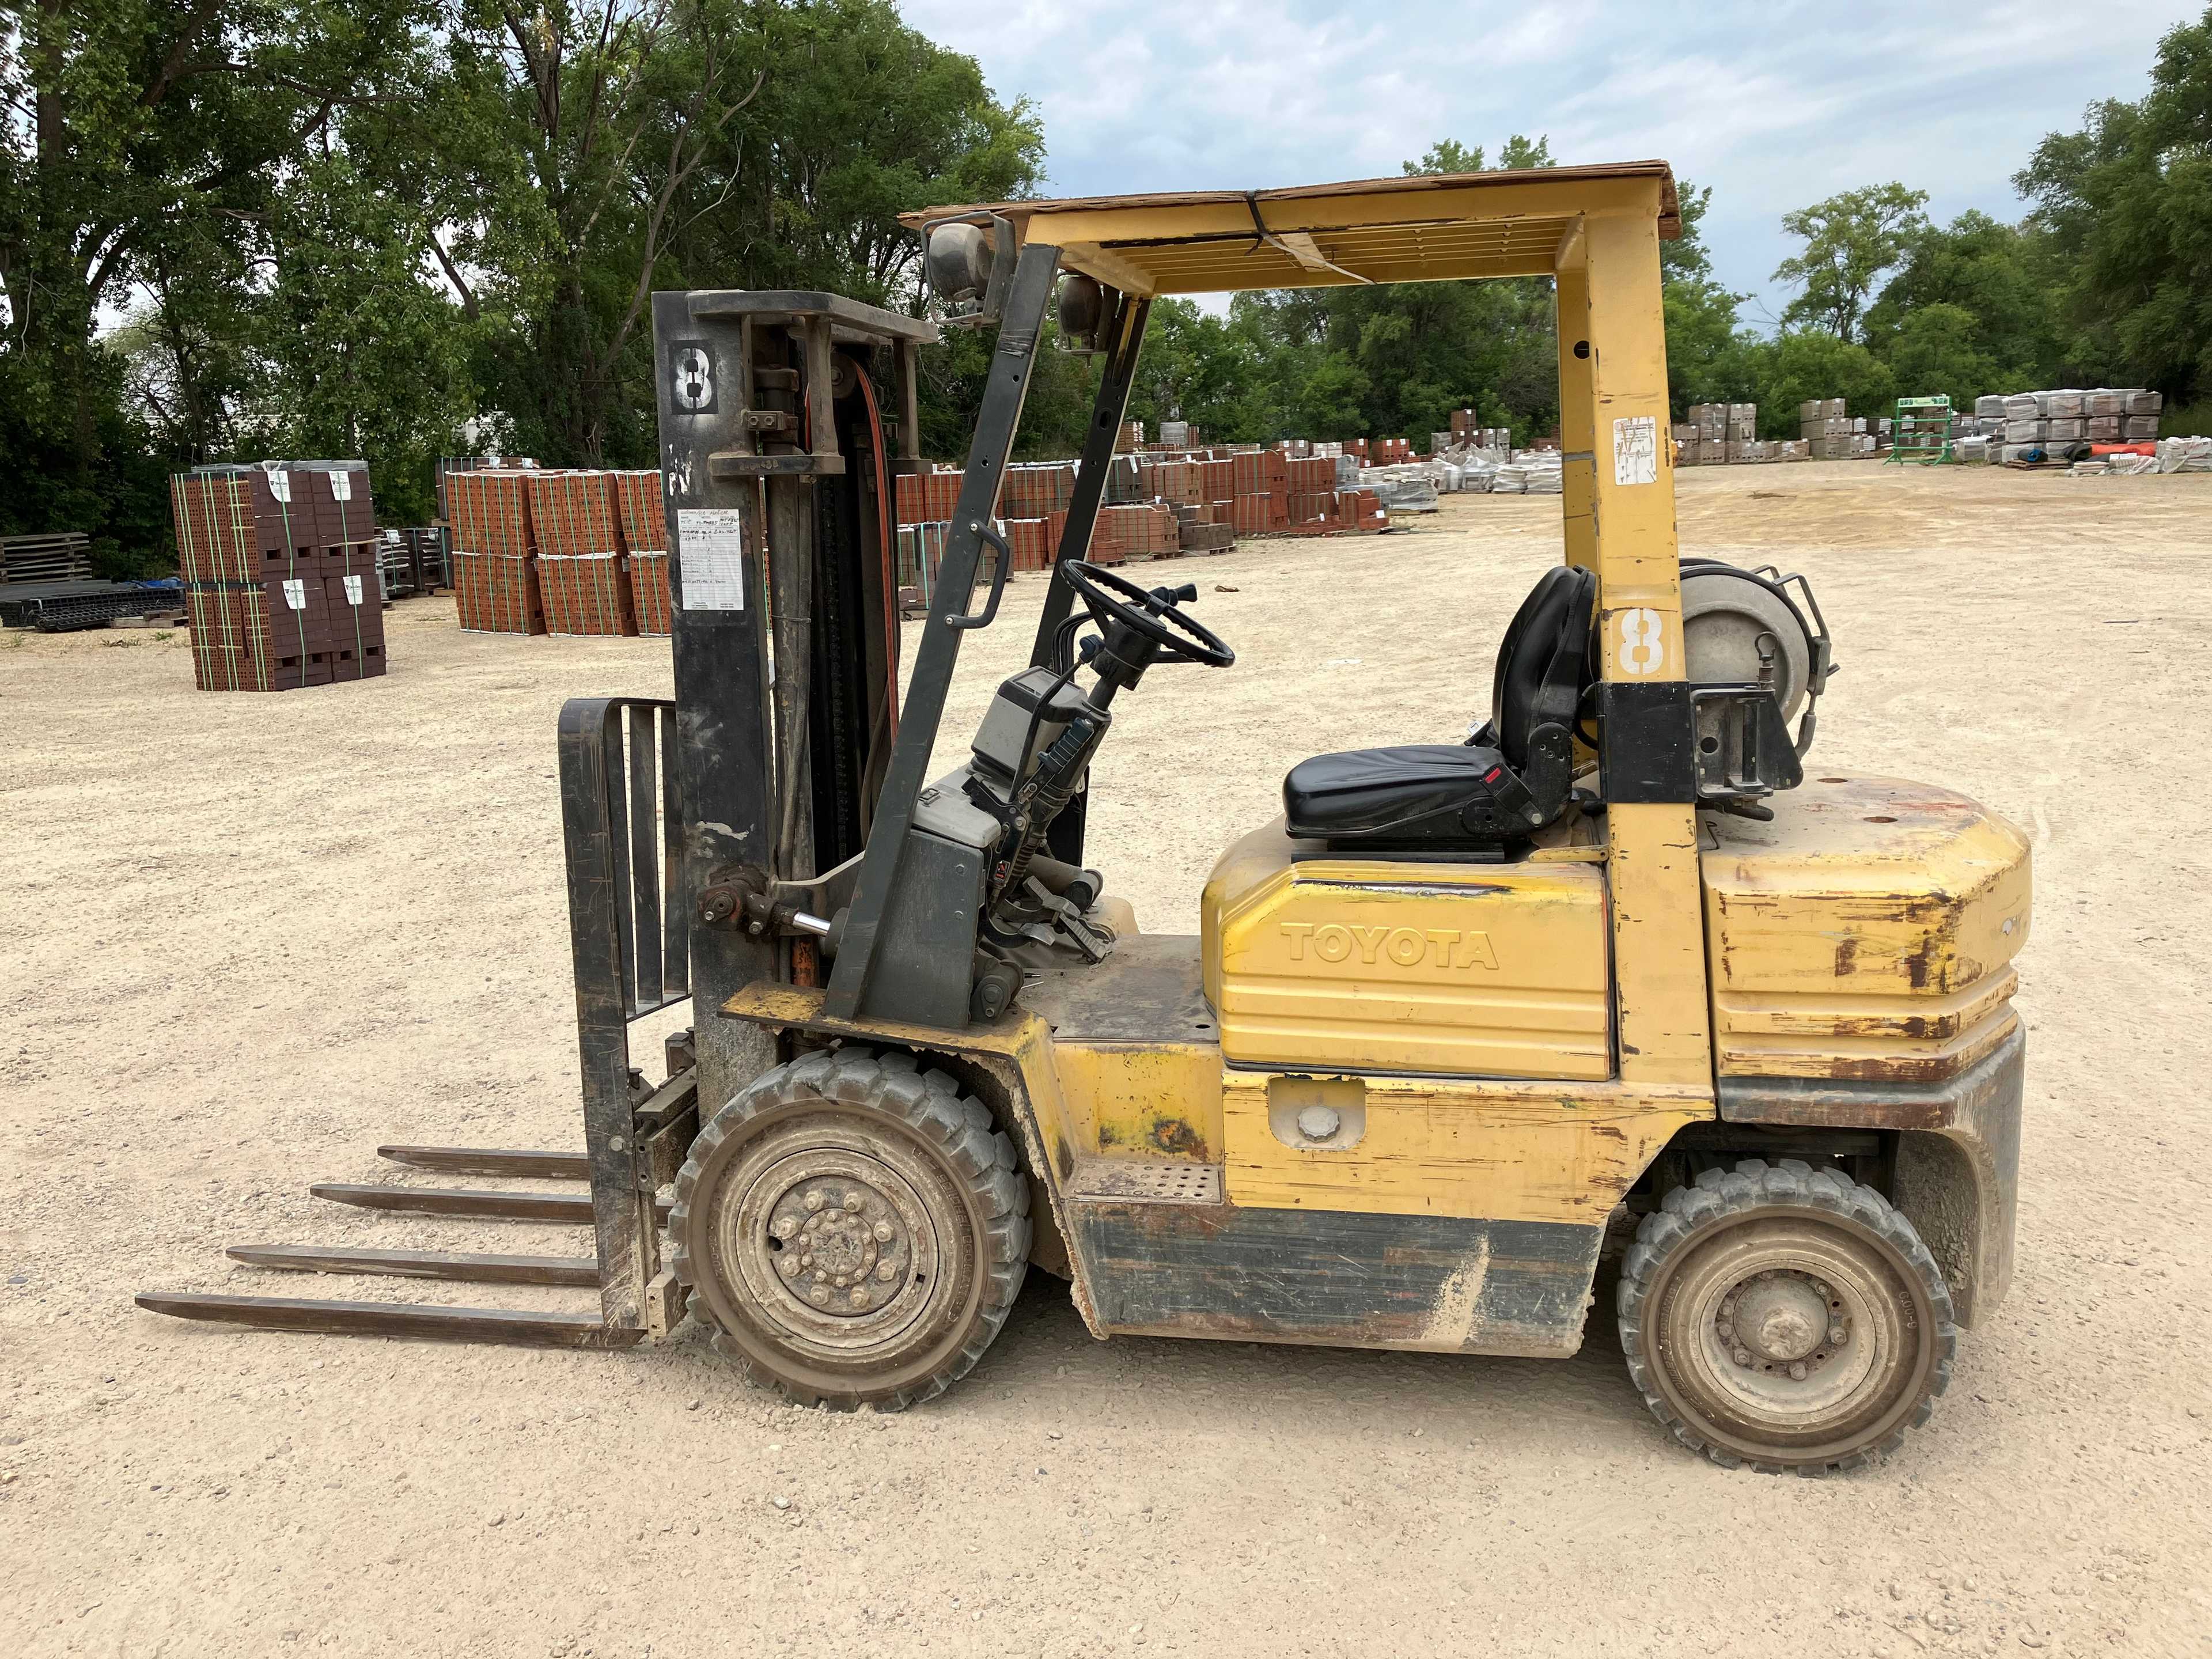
[1002, 513, 1070, 572]
[539, 551, 638, 637]
[448, 470, 539, 558]
[1370, 437, 1413, 464]
[172, 465, 378, 583]
[181, 555, 388, 692]
[611, 472, 667, 552]
[630, 552, 673, 635]
[171, 465, 387, 692]
[528, 471, 620, 557]
[452, 550, 546, 634]
[1092, 504, 1178, 560]
[999, 464, 1075, 520]
[1138, 460, 1209, 506]
[896, 469, 964, 524]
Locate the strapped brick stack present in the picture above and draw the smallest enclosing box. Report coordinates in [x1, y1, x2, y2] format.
[171, 463, 388, 691]
[611, 471, 672, 635]
[529, 471, 636, 638]
[446, 468, 546, 635]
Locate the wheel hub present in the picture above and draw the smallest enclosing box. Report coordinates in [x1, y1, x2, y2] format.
[1717, 1268, 1852, 1380]
[768, 1178, 910, 1315]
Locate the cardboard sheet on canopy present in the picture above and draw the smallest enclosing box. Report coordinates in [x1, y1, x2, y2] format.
[900, 163, 1680, 298]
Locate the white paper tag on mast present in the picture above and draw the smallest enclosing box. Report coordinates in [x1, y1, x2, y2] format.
[342, 574, 364, 605]
[266, 469, 293, 503]
[282, 579, 307, 611]
[1613, 416, 1658, 486]
[329, 470, 353, 502]
[678, 507, 747, 611]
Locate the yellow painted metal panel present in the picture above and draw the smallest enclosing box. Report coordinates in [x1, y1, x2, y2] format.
[1202, 822, 1612, 1079]
[1567, 208, 1714, 1090]
[1221, 1070, 1707, 1223]
[1052, 1041, 1224, 1163]
[902, 167, 1678, 298]
[1702, 776, 2032, 1080]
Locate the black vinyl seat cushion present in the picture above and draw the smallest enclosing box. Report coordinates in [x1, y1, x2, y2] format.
[1282, 565, 1596, 852]
[1284, 744, 1518, 842]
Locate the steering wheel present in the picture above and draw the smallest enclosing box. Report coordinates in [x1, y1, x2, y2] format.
[1059, 559, 1236, 668]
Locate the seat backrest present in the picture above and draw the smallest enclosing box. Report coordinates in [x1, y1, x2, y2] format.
[1488, 565, 1597, 768]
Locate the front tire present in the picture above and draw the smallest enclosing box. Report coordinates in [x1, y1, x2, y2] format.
[670, 1046, 1030, 1410]
[1618, 1157, 1957, 1475]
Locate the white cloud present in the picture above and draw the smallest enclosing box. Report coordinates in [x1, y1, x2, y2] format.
[899, 0, 2201, 327]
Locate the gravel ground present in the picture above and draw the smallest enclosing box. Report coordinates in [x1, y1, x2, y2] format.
[3, 459, 2209, 1657]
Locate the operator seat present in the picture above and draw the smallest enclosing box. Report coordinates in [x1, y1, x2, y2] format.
[1283, 564, 1596, 853]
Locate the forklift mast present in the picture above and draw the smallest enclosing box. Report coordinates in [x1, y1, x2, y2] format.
[652, 268, 1153, 1111]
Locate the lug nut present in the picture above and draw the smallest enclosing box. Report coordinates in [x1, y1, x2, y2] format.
[1788, 1362, 1808, 1381]
[1829, 1325, 1848, 1345]
[873, 1221, 895, 1243]
[846, 1191, 867, 1210]
[1733, 1348, 1753, 1367]
[876, 1262, 898, 1282]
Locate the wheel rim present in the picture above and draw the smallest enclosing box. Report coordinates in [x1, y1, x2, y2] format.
[683, 1106, 983, 1392]
[1645, 1210, 1937, 1466]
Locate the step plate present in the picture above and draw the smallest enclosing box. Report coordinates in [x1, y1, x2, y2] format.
[1065, 1158, 1222, 1205]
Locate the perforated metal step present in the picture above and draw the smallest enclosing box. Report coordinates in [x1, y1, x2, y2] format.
[1065, 1158, 1223, 1205]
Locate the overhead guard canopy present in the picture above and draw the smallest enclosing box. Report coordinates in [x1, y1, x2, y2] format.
[902, 162, 1680, 298]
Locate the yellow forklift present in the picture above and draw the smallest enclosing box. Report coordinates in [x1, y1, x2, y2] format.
[141, 161, 2029, 1475]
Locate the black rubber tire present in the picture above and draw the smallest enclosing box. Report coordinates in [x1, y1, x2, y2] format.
[670, 1046, 1030, 1410]
[1617, 1157, 1957, 1475]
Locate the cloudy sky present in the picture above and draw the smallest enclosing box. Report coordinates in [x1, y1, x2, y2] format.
[899, 2, 2202, 327]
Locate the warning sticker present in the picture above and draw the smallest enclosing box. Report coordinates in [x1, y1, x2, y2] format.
[679, 507, 747, 611]
[1613, 416, 1658, 486]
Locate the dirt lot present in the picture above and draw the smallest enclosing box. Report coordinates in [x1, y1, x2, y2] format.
[5, 459, 2210, 1657]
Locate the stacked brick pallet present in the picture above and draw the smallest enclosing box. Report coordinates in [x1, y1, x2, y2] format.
[612, 471, 672, 635]
[1974, 389, 2162, 449]
[445, 466, 669, 638]
[170, 463, 388, 691]
[531, 471, 635, 637]
[447, 469, 547, 634]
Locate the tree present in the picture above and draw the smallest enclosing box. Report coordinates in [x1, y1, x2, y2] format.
[1658, 177, 1760, 415]
[1773, 184, 1930, 342]
[1880, 303, 1998, 408]
[1860, 210, 2062, 394]
[0, 0, 418, 562]
[1754, 331, 1896, 433]
[2017, 7, 2212, 409]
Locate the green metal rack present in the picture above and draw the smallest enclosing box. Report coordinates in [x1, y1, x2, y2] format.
[1888, 396, 1953, 465]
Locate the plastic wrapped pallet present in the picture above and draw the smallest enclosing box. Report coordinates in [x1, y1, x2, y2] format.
[2087, 416, 2121, 442]
[2085, 390, 2125, 419]
[1955, 435, 1989, 463]
[1777, 440, 1809, 461]
[2047, 418, 2086, 442]
[2043, 390, 2085, 419]
[2006, 419, 2046, 444]
[1975, 395, 2007, 421]
[2126, 389, 2164, 416]
[2158, 437, 2212, 472]
[2004, 393, 2040, 421]
[2126, 416, 2161, 441]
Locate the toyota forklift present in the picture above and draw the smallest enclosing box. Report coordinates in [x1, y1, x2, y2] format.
[141, 161, 2030, 1475]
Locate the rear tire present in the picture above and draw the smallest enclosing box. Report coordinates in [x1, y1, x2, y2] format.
[1617, 1157, 1956, 1475]
[670, 1046, 1030, 1410]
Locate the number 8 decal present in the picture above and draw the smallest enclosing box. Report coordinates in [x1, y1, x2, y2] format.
[1616, 607, 1664, 676]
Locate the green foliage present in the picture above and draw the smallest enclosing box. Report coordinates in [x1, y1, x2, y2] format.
[1773, 184, 1930, 342]
[1857, 210, 2065, 407]
[2016, 7, 2212, 404]
[1, 0, 1037, 566]
[1751, 332, 1896, 434]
